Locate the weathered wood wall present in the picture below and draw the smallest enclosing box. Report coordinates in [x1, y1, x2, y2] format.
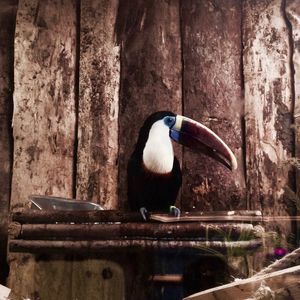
[0, 0, 299, 299]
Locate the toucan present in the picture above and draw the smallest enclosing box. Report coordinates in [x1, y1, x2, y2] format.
[127, 111, 237, 220]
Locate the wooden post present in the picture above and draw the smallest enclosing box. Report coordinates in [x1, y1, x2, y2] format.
[243, 0, 293, 231]
[181, 0, 245, 211]
[117, 0, 182, 209]
[0, 0, 17, 283]
[8, 0, 77, 299]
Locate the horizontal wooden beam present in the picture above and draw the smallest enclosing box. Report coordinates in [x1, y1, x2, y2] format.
[9, 222, 260, 240]
[12, 210, 144, 224]
[11, 209, 263, 224]
[9, 239, 263, 254]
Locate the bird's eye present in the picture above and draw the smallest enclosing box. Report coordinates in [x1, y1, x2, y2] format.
[163, 116, 175, 127]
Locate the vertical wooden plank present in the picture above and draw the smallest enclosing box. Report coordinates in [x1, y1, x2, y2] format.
[11, 0, 76, 208]
[243, 1, 293, 219]
[8, 0, 76, 298]
[116, 2, 181, 298]
[75, 2, 124, 299]
[286, 0, 300, 242]
[117, 0, 182, 208]
[181, 0, 245, 211]
[77, 0, 120, 209]
[0, 0, 17, 283]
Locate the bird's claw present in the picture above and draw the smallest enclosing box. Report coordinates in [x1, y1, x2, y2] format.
[140, 207, 149, 221]
[169, 206, 181, 218]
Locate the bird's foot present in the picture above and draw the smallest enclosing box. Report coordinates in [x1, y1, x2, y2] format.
[139, 207, 149, 221]
[169, 206, 181, 218]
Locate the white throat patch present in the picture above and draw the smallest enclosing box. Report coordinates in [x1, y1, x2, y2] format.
[143, 120, 174, 174]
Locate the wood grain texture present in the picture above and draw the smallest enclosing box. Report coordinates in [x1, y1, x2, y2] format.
[0, 0, 17, 284]
[243, 0, 293, 221]
[77, 0, 120, 208]
[8, 0, 77, 298]
[117, 0, 182, 209]
[11, 0, 76, 208]
[181, 0, 245, 211]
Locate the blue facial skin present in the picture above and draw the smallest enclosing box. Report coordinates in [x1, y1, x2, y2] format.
[163, 116, 180, 143]
[170, 130, 180, 142]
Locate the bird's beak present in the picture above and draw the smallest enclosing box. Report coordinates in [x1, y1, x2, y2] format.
[170, 115, 237, 170]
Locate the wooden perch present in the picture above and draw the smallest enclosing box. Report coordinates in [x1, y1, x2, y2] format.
[9, 238, 263, 254]
[9, 222, 261, 240]
[9, 208, 264, 254]
[12, 209, 145, 224]
[11, 209, 263, 224]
